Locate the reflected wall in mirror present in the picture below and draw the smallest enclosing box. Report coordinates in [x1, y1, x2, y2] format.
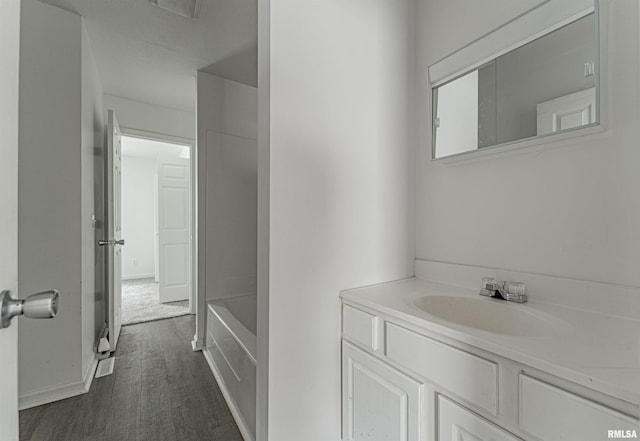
[432, 11, 597, 159]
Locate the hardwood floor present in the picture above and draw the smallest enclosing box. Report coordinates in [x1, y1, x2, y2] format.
[19, 316, 243, 441]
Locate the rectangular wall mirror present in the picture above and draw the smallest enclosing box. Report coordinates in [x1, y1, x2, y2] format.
[430, 1, 599, 160]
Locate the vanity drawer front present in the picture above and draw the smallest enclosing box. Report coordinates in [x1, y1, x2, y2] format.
[386, 323, 498, 415]
[438, 395, 521, 441]
[343, 304, 379, 351]
[519, 375, 639, 441]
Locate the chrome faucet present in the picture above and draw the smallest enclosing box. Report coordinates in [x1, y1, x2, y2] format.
[479, 277, 527, 303]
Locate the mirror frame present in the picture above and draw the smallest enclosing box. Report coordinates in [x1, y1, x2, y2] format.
[428, 0, 604, 162]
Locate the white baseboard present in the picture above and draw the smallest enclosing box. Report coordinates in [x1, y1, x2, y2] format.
[19, 356, 99, 410]
[121, 273, 155, 281]
[203, 348, 255, 441]
[191, 336, 205, 351]
[83, 355, 99, 392]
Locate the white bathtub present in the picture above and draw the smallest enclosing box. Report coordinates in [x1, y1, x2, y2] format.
[205, 294, 256, 441]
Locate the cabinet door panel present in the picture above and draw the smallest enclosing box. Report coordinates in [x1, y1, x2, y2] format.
[438, 396, 521, 441]
[342, 341, 425, 441]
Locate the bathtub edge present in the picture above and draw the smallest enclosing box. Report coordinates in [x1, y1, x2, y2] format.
[203, 347, 256, 441]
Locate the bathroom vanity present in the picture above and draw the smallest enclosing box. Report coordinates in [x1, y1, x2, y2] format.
[340, 261, 640, 441]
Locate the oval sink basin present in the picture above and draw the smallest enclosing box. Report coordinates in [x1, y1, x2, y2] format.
[412, 296, 558, 336]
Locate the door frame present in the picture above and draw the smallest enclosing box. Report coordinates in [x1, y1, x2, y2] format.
[119, 127, 197, 316]
[0, 0, 21, 437]
[106, 109, 123, 351]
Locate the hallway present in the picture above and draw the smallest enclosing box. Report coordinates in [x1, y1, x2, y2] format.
[19, 316, 243, 441]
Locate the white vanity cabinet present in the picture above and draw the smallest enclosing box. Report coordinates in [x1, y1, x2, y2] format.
[342, 341, 425, 441]
[518, 375, 638, 441]
[341, 300, 640, 441]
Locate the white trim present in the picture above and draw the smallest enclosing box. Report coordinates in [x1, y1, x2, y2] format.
[256, 0, 271, 437]
[203, 348, 255, 441]
[435, 124, 605, 164]
[120, 127, 194, 147]
[191, 336, 205, 351]
[83, 355, 99, 392]
[596, 0, 609, 134]
[192, 0, 202, 20]
[121, 273, 155, 281]
[19, 381, 86, 410]
[19, 356, 98, 410]
[195, 73, 208, 371]
[190, 125, 197, 318]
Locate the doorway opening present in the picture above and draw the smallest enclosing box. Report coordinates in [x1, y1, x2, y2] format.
[120, 134, 193, 326]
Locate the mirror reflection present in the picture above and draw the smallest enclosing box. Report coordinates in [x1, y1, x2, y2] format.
[433, 12, 597, 159]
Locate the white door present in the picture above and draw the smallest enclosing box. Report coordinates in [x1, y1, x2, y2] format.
[0, 1, 21, 439]
[105, 109, 123, 351]
[537, 87, 596, 135]
[157, 158, 190, 303]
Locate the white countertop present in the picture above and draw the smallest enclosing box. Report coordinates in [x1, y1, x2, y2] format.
[341, 277, 640, 407]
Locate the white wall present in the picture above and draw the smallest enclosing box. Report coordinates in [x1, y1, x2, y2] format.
[416, 0, 640, 287]
[19, 0, 103, 405]
[206, 132, 258, 299]
[258, 0, 416, 439]
[104, 94, 195, 141]
[197, 72, 258, 139]
[121, 156, 157, 279]
[196, 72, 257, 346]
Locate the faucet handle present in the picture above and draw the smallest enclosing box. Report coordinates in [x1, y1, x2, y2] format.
[482, 277, 503, 291]
[480, 277, 502, 297]
[504, 281, 525, 296]
[502, 281, 527, 303]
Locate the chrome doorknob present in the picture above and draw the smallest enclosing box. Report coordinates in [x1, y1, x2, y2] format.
[0, 289, 59, 329]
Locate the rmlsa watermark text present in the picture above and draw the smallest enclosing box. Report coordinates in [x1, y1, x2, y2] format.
[608, 429, 638, 439]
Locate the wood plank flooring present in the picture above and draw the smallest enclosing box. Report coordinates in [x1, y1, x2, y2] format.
[19, 316, 243, 441]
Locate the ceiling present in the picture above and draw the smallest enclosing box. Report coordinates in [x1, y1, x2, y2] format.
[38, 0, 257, 112]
